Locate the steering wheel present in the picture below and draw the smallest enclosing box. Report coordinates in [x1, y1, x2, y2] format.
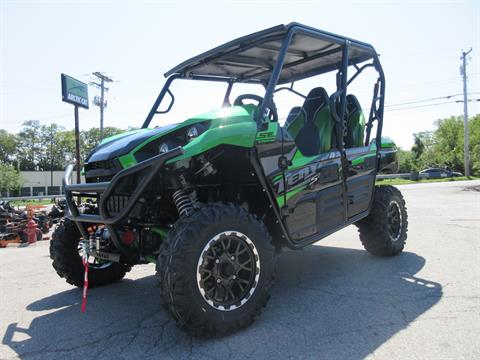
[233, 94, 278, 122]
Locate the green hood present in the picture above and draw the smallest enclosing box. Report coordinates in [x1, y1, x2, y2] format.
[86, 106, 256, 164]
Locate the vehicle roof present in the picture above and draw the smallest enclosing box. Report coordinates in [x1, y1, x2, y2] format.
[165, 22, 377, 85]
[420, 168, 446, 172]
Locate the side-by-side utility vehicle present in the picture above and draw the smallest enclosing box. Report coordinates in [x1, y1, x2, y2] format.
[51, 23, 408, 336]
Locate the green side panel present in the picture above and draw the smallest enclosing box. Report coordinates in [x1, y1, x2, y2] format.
[314, 106, 334, 153]
[118, 153, 137, 168]
[286, 110, 305, 138]
[276, 195, 284, 208]
[134, 106, 254, 157]
[272, 173, 283, 182]
[380, 136, 396, 149]
[256, 122, 279, 143]
[351, 153, 376, 166]
[289, 150, 319, 171]
[168, 121, 257, 163]
[117, 106, 257, 168]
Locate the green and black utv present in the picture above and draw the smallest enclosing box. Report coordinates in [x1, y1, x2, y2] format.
[51, 23, 407, 335]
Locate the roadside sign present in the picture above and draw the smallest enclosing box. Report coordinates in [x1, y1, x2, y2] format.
[60, 73, 88, 184]
[61, 74, 89, 109]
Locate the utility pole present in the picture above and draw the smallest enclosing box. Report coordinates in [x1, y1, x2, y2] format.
[50, 124, 54, 193]
[90, 72, 113, 141]
[460, 48, 472, 177]
[74, 106, 81, 185]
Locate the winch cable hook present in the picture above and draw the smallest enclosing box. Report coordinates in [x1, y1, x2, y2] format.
[80, 241, 89, 313]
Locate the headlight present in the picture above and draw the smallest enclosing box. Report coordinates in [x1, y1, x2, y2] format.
[187, 126, 199, 139]
[186, 122, 210, 141]
[159, 143, 170, 153]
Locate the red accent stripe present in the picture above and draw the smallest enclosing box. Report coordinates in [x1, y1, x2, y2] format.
[81, 257, 89, 313]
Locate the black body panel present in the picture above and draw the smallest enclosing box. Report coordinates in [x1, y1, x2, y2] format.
[85, 124, 178, 162]
[287, 191, 317, 240]
[281, 151, 344, 244]
[316, 184, 344, 234]
[346, 174, 375, 218]
[345, 146, 377, 218]
[379, 148, 398, 173]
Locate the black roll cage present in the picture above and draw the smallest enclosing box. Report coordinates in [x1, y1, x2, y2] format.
[142, 24, 385, 152]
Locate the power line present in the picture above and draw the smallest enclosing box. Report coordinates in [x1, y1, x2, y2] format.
[384, 99, 479, 112]
[386, 92, 480, 108]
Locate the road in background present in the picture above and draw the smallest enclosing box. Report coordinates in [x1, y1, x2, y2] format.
[1, 181, 479, 359]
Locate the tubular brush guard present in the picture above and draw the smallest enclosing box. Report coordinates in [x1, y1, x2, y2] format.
[62, 147, 183, 258]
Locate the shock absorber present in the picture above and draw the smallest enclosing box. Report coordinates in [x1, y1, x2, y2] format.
[171, 173, 194, 217]
[172, 189, 193, 217]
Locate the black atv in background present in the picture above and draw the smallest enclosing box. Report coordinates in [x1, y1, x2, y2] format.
[51, 23, 408, 336]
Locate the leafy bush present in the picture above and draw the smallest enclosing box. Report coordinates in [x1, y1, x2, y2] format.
[0, 162, 23, 192]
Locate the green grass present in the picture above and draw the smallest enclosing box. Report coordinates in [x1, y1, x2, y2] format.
[376, 176, 479, 186]
[10, 199, 54, 207]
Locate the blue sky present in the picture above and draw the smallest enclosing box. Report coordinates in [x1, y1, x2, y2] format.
[1, 0, 479, 149]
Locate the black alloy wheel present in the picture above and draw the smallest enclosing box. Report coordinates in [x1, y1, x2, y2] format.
[197, 231, 259, 311]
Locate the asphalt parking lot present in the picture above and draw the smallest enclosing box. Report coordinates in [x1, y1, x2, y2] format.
[1, 180, 479, 360]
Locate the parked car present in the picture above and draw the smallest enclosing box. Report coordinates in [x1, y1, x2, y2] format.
[419, 168, 462, 179]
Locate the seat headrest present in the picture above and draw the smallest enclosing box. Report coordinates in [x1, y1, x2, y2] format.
[285, 106, 303, 128]
[346, 94, 362, 115]
[303, 87, 329, 120]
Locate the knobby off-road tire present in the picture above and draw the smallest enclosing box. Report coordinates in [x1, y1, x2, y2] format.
[157, 204, 276, 336]
[50, 218, 130, 287]
[356, 185, 408, 256]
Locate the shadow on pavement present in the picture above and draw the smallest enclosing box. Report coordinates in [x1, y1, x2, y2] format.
[2, 246, 442, 359]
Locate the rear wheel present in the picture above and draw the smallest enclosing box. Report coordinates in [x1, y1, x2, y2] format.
[356, 185, 408, 256]
[50, 218, 130, 287]
[36, 228, 42, 241]
[157, 204, 276, 336]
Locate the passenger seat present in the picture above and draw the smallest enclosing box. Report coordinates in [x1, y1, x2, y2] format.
[286, 87, 334, 155]
[345, 94, 366, 148]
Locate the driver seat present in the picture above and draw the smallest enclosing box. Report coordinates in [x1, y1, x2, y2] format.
[286, 87, 333, 156]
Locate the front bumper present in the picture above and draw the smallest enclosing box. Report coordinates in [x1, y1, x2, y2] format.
[63, 147, 183, 245]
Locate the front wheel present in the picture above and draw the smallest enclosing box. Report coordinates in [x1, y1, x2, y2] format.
[50, 218, 130, 287]
[157, 204, 276, 336]
[356, 185, 408, 256]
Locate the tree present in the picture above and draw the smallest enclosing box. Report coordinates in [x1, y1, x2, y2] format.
[410, 131, 435, 170]
[36, 124, 76, 171]
[0, 129, 18, 164]
[397, 149, 415, 173]
[411, 115, 480, 175]
[81, 127, 125, 156]
[468, 114, 480, 175]
[16, 120, 43, 170]
[432, 116, 464, 172]
[54, 130, 76, 168]
[411, 133, 425, 160]
[0, 162, 23, 192]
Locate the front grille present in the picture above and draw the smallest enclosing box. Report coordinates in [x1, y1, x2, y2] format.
[85, 159, 121, 183]
[106, 194, 130, 216]
[85, 159, 117, 171]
